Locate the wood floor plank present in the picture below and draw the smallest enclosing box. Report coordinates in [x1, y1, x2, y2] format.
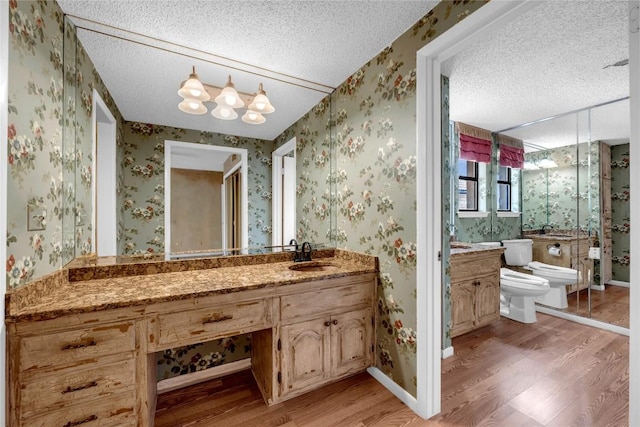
[155, 313, 629, 427]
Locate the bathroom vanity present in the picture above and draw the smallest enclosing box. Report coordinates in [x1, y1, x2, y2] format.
[449, 244, 504, 338]
[5, 249, 377, 426]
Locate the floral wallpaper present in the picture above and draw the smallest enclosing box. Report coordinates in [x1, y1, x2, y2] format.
[522, 142, 600, 233]
[610, 143, 630, 282]
[289, 0, 488, 396]
[274, 95, 334, 246]
[120, 122, 275, 254]
[6, 1, 124, 289]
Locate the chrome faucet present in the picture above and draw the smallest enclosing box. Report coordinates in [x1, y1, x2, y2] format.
[540, 224, 553, 235]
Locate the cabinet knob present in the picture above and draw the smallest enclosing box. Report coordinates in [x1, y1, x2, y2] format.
[332, 319, 338, 325]
[473, 280, 480, 286]
[324, 321, 331, 327]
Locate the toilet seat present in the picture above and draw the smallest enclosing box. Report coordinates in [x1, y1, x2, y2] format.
[527, 261, 581, 282]
[500, 268, 550, 296]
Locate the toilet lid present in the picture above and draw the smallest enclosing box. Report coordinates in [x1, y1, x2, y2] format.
[527, 261, 580, 280]
[500, 268, 550, 290]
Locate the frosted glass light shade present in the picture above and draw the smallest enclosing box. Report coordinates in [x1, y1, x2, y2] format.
[523, 161, 539, 170]
[241, 109, 266, 125]
[214, 76, 245, 109]
[212, 104, 238, 120]
[248, 92, 275, 114]
[178, 98, 207, 115]
[178, 67, 210, 102]
[538, 158, 558, 168]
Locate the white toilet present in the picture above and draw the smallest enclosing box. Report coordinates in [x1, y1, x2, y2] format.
[501, 239, 581, 309]
[500, 268, 550, 323]
[477, 241, 550, 323]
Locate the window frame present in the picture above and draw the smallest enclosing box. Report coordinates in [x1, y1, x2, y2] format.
[496, 165, 512, 212]
[458, 159, 479, 212]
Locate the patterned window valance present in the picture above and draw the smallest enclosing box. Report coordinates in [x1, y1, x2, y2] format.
[456, 122, 492, 164]
[496, 134, 525, 169]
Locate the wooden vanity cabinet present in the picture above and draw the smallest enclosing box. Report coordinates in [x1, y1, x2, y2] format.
[450, 250, 502, 338]
[7, 308, 144, 426]
[7, 270, 376, 425]
[276, 275, 375, 401]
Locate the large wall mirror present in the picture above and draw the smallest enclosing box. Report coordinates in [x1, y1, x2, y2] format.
[61, 17, 337, 266]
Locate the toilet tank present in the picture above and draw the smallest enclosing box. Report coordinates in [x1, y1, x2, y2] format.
[501, 239, 533, 266]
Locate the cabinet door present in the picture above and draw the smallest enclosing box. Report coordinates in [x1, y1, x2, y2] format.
[280, 318, 331, 397]
[475, 275, 500, 327]
[450, 280, 476, 338]
[331, 308, 373, 378]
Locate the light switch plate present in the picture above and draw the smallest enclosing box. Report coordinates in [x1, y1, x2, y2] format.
[588, 247, 601, 260]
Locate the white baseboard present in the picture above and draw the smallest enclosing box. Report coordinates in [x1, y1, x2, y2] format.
[367, 367, 418, 413]
[535, 306, 629, 336]
[157, 358, 252, 394]
[608, 280, 630, 288]
[441, 346, 454, 359]
[590, 284, 605, 291]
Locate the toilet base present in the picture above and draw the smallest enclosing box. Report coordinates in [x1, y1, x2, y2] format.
[500, 293, 538, 323]
[534, 286, 568, 309]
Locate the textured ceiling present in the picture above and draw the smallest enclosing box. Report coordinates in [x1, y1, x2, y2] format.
[442, 1, 629, 151]
[57, 0, 439, 140]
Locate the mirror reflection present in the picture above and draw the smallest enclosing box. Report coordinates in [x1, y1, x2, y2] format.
[61, 17, 336, 266]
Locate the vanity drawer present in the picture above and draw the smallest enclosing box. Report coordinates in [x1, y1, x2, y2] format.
[22, 390, 136, 427]
[281, 282, 373, 323]
[157, 299, 271, 348]
[20, 322, 135, 372]
[450, 256, 501, 282]
[20, 357, 135, 418]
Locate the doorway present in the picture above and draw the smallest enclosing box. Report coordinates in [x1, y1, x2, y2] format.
[92, 89, 117, 256]
[272, 137, 297, 248]
[164, 140, 248, 259]
[416, 1, 639, 422]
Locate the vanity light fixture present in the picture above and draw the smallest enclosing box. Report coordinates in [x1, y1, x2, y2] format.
[538, 158, 558, 169]
[177, 66, 275, 125]
[523, 161, 540, 170]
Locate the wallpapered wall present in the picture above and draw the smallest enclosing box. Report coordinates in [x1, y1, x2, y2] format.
[315, 0, 487, 395]
[610, 143, 630, 282]
[6, 0, 123, 288]
[119, 123, 275, 254]
[522, 142, 601, 233]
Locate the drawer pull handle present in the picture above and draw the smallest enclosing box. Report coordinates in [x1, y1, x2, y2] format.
[202, 314, 233, 324]
[62, 380, 98, 394]
[332, 320, 338, 325]
[61, 340, 97, 351]
[324, 321, 331, 327]
[63, 414, 98, 427]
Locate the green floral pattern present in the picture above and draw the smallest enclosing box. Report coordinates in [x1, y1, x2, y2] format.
[610, 144, 630, 281]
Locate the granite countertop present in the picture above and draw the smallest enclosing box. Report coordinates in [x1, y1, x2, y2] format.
[6, 250, 377, 323]
[450, 242, 506, 256]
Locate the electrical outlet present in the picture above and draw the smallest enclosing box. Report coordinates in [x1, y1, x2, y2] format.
[588, 247, 600, 260]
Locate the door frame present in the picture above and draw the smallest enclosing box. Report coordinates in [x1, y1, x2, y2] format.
[92, 89, 117, 256]
[272, 137, 296, 247]
[164, 140, 248, 259]
[416, 0, 579, 419]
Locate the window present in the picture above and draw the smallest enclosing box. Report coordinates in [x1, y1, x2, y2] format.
[458, 159, 478, 211]
[497, 165, 511, 211]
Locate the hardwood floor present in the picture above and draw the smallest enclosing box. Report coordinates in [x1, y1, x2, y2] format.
[563, 285, 630, 328]
[155, 313, 629, 426]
